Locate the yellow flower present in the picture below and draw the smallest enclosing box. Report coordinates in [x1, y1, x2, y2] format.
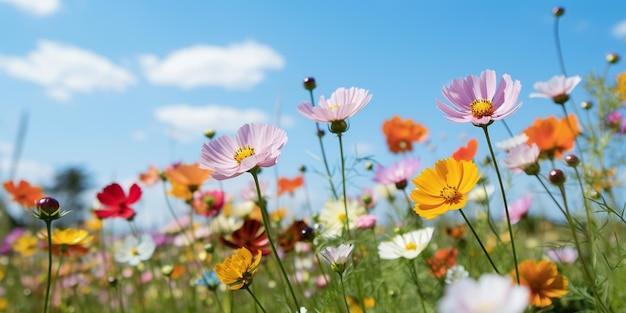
[614, 72, 626, 101]
[168, 181, 193, 201]
[410, 158, 480, 219]
[514, 259, 568, 307]
[42, 228, 93, 256]
[12, 232, 38, 257]
[214, 247, 262, 290]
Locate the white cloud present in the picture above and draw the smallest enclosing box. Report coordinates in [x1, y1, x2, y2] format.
[0, 0, 60, 16]
[0, 40, 136, 101]
[154, 104, 270, 142]
[612, 20, 626, 38]
[140, 40, 284, 89]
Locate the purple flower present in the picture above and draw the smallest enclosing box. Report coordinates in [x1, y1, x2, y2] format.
[297, 87, 372, 123]
[607, 111, 626, 134]
[506, 194, 532, 224]
[0, 228, 26, 254]
[200, 123, 288, 180]
[436, 69, 523, 126]
[373, 158, 422, 186]
[546, 246, 578, 264]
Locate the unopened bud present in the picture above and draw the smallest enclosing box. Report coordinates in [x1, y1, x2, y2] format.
[564, 154, 580, 167]
[204, 129, 216, 139]
[303, 77, 316, 91]
[606, 53, 620, 64]
[329, 120, 349, 134]
[581, 101, 593, 110]
[364, 162, 374, 171]
[549, 169, 566, 185]
[552, 7, 565, 17]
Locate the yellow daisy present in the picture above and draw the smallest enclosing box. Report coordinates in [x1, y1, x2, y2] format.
[214, 247, 262, 290]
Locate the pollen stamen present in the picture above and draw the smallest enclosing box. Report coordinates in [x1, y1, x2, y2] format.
[233, 146, 255, 163]
[470, 99, 494, 119]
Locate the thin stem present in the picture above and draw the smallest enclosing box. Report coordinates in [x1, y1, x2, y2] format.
[459, 209, 500, 274]
[553, 16, 567, 77]
[479, 182, 503, 245]
[43, 221, 53, 313]
[339, 273, 351, 313]
[408, 259, 428, 313]
[481, 126, 519, 283]
[573, 167, 596, 268]
[337, 132, 352, 238]
[250, 170, 300, 310]
[309, 89, 339, 200]
[557, 185, 610, 312]
[244, 286, 268, 313]
[533, 175, 567, 217]
[501, 120, 514, 137]
[213, 291, 225, 313]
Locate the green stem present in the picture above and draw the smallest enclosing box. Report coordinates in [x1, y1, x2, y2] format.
[43, 221, 53, 313]
[337, 132, 352, 238]
[554, 16, 567, 77]
[480, 182, 503, 245]
[459, 209, 500, 274]
[250, 170, 300, 310]
[339, 273, 351, 313]
[309, 89, 339, 200]
[408, 259, 428, 313]
[213, 291, 225, 313]
[573, 167, 596, 268]
[557, 185, 610, 312]
[533, 175, 567, 217]
[481, 126, 519, 283]
[244, 286, 268, 313]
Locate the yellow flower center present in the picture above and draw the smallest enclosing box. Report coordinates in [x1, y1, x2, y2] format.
[328, 103, 340, 111]
[440, 186, 460, 202]
[338, 213, 346, 222]
[470, 99, 494, 119]
[405, 241, 417, 251]
[131, 248, 139, 256]
[233, 146, 255, 163]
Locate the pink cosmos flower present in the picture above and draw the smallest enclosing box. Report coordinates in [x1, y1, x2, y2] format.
[530, 75, 581, 104]
[438, 274, 529, 313]
[437, 69, 523, 126]
[546, 246, 579, 264]
[199, 123, 288, 180]
[297, 87, 372, 123]
[607, 111, 626, 134]
[355, 215, 377, 229]
[506, 194, 532, 224]
[373, 158, 422, 186]
[503, 143, 540, 174]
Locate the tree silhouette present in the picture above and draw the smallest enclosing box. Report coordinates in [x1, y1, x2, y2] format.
[47, 166, 93, 227]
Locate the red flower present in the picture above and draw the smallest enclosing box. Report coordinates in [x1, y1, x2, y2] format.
[94, 183, 142, 220]
[452, 138, 478, 161]
[220, 219, 271, 255]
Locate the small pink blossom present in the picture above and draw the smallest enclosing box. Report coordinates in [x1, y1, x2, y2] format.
[546, 246, 579, 264]
[530, 75, 581, 104]
[373, 157, 421, 186]
[503, 143, 540, 174]
[355, 215, 377, 229]
[506, 194, 532, 224]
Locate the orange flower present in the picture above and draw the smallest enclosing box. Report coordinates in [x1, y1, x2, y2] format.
[524, 114, 579, 159]
[382, 116, 428, 154]
[444, 224, 466, 239]
[3, 180, 44, 208]
[452, 138, 478, 161]
[427, 246, 457, 278]
[514, 259, 568, 307]
[165, 162, 212, 193]
[277, 175, 304, 196]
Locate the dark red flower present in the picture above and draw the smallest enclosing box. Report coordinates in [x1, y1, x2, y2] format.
[94, 183, 142, 220]
[220, 219, 271, 255]
[278, 220, 309, 252]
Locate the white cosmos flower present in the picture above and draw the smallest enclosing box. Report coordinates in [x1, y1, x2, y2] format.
[378, 227, 434, 260]
[495, 134, 528, 152]
[318, 199, 366, 238]
[438, 274, 529, 313]
[114, 234, 156, 266]
[320, 243, 354, 274]
[503, 143, 540, 174]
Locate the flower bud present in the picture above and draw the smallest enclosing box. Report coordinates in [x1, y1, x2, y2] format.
[395, 179, 408, 190]
[581, 101, 593, 110]
[329, 120, 349, 134]
[299, 165, 307, 173]
[300, 226, 315, 242]
[364, 162, 374, 171]
[552, 7, 565, 17]
[303, 77, 316, 91]
[552, 94, 569, 105]
[606, 53, 620, 64]
[317, 129, 325, 138]
[108, 276, 118, 287]
[161, 265, 174, 277]
[36, 197, 60, 215]
[549, 169, 566, 185]
[564, 154, 580, 167]
[204, 129, 216, 139]
[204, 243, 214, 253]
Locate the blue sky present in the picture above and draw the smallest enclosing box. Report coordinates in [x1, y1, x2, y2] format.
[1, 0, 625, 229]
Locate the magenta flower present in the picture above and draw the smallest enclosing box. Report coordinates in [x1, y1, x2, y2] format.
[200, 123, 287, 180]
[355, 215, 377, 229]
[530, 75, 581, 104]
[437, 69, 522, 126]
[607, 111, 626, 134]
[297, 87, 372, 123]
[506, 194, 532, 224]
[373, 158, 421, 189]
